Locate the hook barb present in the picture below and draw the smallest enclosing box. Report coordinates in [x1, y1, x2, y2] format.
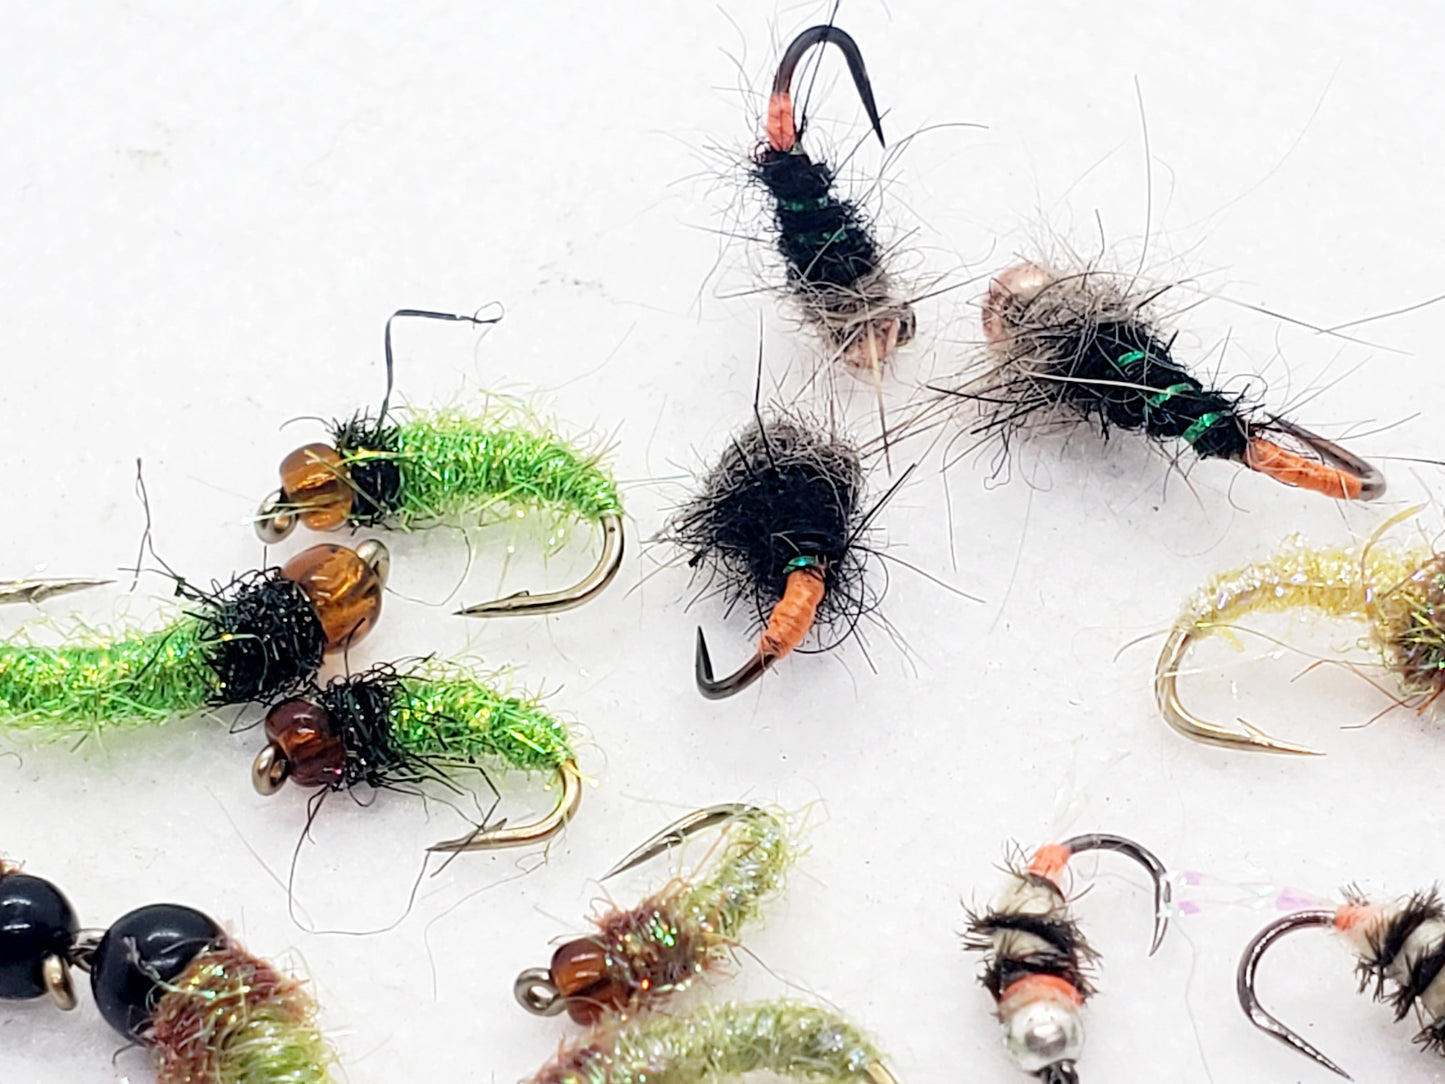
[1059, 833, 1172, 955]
[0, 579, 113, 606]
[1155, 626, 1323, 756]
[456, 513, 623, 617]
[602, 803, 754, 880]
[427, 760, 584, 852]
[769, 25, 885, 152]
[695, 628, 772, 699]
[1237, 909, 1353, 1079]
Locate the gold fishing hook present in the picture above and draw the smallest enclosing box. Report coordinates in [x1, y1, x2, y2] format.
[602, 803, 756, 880]
[1153, 625, 1323, 756]
[428, 759, 584, 852]
[0, 579, 113, 605]
[456, 513, 624, 617]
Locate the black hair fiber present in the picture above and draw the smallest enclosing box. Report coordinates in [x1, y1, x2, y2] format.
[187, 570, 327, 705]
[962, 887, 1098, 1004]
[754, 149, 883, 294]
[315, 666, 405, 790]
[330, 411, 403, 527]
[1355, 888, 1445, 1038]
[970, 271, 1251, 461]
[665, 414, 875, 650]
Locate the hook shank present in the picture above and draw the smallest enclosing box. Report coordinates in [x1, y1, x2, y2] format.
[456, 513, 623, 617]
[1237, 909, 1352, 1079]
[1154, 626, 1322, 756]
[603, 803, 754, 880]
[428, 760, 584, 852]
[768, 25, 885, 152]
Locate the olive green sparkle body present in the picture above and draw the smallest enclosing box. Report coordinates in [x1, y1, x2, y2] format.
[583, 808, 793, 1008]
[153, 945, 334, 1084]
[531, 1001, 888, 1084]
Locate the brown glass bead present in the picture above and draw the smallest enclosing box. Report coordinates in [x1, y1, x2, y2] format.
[264, 699, 345, 787]
[549, 938, 629, 1025]
[280, 544, 383, 649]
[279, 443, 353, 530]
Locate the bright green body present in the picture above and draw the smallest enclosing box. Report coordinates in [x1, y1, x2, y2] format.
[0, 618, 217, 732]
[390, 411, 622, 529]
[388, 668, 575, 773]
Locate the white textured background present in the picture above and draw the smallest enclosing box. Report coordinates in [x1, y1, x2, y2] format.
[1, 3, 1443, 1082]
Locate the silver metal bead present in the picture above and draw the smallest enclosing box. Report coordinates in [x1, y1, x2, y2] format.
[1002, 998, 1083, 1073]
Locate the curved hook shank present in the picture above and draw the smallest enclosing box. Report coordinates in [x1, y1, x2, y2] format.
[1154, 626, 1322, 756]
[603, 803, 755, 880]
[695, 631, 772, 700]
[456, 513, 623, 617]
[768, 25, 885, 152]
[428, 760, 584, 852]
[1059, 833, 1172, 955]
[0, 579, 112, 605]
[1237, 909, 1352, 1079]
[1244, 418, 1385, 502]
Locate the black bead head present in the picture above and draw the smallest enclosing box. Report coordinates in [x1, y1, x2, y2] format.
[0, 872, 78, 1000]
[89, 903, 221, 1040]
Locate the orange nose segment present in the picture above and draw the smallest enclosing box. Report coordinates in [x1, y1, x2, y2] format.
[1242, 416, 1385, 501]
[767, 92, 796, 152]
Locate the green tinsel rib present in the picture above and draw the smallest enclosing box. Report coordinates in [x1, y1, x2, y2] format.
[387, 668, 575, 773]
[390, 410, 622, 529]
[540, 1000, 889, 1084]
[0, 619, 216, 732]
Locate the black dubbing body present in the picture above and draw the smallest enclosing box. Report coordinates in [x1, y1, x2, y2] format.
[754, 148, 881, 294]
[317, 669, 403, 789]
[195, 571, 328, 705]
[1039, 318, 1249, 461]
[332, 413, 403, 526]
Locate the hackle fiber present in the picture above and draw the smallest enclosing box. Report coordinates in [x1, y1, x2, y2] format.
[665, 415, 874, 649]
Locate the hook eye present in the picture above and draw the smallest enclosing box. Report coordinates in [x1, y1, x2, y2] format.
[513, 968, 566, 1016]
[255, 489, 298, 543]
